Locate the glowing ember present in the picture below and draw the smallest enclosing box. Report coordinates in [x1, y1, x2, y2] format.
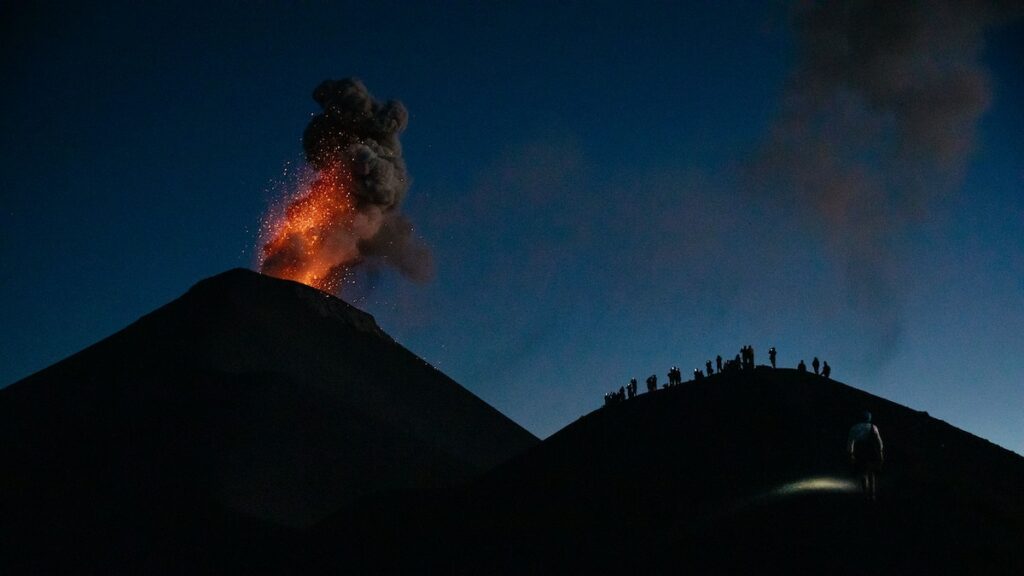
[257, 78, 432, 294]
[259, 163, 382, 293]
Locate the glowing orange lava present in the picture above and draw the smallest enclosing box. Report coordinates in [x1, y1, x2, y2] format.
[259, 164, 362, 293]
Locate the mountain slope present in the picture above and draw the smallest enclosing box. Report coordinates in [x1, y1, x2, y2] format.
[1, 268, 537, 572]
[314, 367, 1024, 574]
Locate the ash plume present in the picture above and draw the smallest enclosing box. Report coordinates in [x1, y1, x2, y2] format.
[303, 78, 410, 208]
[261, 78, 433, 291]
[753, 0, 1017, 358]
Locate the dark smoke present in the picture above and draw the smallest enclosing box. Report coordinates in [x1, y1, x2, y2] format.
[358, 212, 435, 283]
[303, 78, 410, 209]
[309, 77, 432, 284]
[753, 0, 1017, 358]
[262, 77, 433, 288]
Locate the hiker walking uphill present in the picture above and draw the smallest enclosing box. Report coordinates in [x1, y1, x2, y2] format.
[848, 411, 884, 501]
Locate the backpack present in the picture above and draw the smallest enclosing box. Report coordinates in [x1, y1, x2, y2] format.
[854, 424, 882, 463]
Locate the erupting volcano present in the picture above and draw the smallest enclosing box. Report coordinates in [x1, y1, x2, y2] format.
[259, 78, 432, 294]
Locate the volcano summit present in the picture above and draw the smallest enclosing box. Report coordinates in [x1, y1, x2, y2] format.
[1, 269, 536, 573]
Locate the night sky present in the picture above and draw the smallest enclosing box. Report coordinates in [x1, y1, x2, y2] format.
[2, 1, 1022, 452]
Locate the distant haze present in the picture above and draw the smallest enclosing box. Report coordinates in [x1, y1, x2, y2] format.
[748, 0, 1015, 361]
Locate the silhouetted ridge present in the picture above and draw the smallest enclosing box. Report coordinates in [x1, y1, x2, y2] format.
[188, 268, 390, 339]
[311, 367, 1024, 575]
[1, 268, 537, 574]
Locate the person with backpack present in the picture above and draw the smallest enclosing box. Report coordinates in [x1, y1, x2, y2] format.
[848, 411, 884, 501]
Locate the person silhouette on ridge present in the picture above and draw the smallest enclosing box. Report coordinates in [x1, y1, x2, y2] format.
[716, 355, 723, 373]
[848, 411, 884, 501]
[822, 361, 831, 379]
[769, 347, 777, 369]
[705, 360, 713, 377]
[812, 357, 820, 375]
[797, 360, 807, 372]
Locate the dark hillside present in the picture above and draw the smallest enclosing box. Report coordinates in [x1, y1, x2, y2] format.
[314, 367, 1024, 574]
[1, 269, 537, 573]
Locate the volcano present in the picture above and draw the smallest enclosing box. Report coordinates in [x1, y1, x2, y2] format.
[1, 269, 537, 573]
[4, 271, 1023, 575]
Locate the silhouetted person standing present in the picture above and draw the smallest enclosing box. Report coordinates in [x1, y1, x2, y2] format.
[797, 360, 806, 372]
[822, 361, 831, 379]
[848, 411, 884, 501]
[716, 355, 722, 373]
[705, 360, 713, 377]
[647, 374, 658, 392]
[694, 368, 703, 380]
[812, 357, 820, 375]
[769, 347, 776, 369]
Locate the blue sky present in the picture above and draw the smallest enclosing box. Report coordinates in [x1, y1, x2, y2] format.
[2, 1, 1022, 451]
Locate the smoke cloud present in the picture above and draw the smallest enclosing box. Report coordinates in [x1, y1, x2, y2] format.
[752, 0, 1015, 356]
[261, 78, 432, 292]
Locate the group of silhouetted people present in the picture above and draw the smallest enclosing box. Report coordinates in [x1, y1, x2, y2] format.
[600, 344, 881, 502]
[605, 344, 840, 406]
[607, 345, 761, 404]
[604, 377, 641, 405]
[796, 356, 831, 378]
[667, 367, 681, 386]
